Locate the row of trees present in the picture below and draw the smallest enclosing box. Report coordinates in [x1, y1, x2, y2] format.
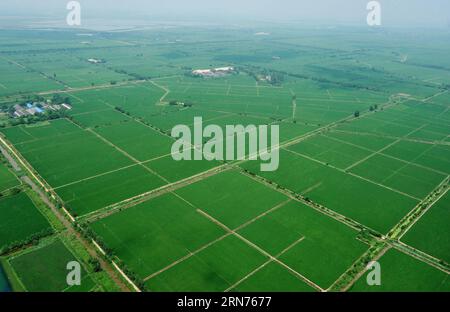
[238, 66, 285, 86]
[0, 227, 54, 256]
[78, 224, 145, 290]
[7, 109, 68, 127]
[108, 67, 151, 81]
[354, 104, 380, 118]
[2, 94, 74, 127]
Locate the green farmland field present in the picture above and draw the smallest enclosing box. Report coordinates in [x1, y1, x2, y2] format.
[232, 262, 316, 292]
[57, 164, 166, 216]
[8, 239, 93, 292]
[1, 119, 80, 145]
[145, 153, 221, 183]
[93, 119, 174, 161]
[238, 201, 367, 289]
[71, 109, 130, 128]
[350, 154, 446, 199]
[0, 192, 52, 249]
[90, 193, 226, 279]
[145, 235, 267, 291]
[0, 162, 19, 192]
[383, 141, 450, 175]
[176, 170, 288, 229]
[287, 134, 373, 169]
[350, 249, 450, 292]
[2, 120, 133, 187]
[241, 149, 417, 233]
[0, 21, 449, 293]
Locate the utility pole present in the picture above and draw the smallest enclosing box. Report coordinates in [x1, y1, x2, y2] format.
[292, 94, 297, 122]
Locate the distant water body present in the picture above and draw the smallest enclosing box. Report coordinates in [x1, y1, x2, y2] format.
[0, 264, 12, 292]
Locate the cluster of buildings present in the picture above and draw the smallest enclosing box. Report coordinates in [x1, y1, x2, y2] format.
[87, 58, 105, 64]
[192, 66, 234, 78]
[13, 102, 72, 118]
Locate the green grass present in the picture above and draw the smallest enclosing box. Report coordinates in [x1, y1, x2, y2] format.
[350, 249, 450, 292]
[0, 192, 52, 249]
[8, 239, 93, 292]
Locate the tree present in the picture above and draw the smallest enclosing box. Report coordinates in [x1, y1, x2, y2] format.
[88, 258, 102, 272]
[354, 111, 360, 118]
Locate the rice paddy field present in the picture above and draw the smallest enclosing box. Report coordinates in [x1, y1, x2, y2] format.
[350, 249, 450, 292]
[0, 192, 52, 250]
[5, 239, 95, 292]
[402, 192, 450, 263]
[0, 162, 20, 192]
[0, 23, 448, 292]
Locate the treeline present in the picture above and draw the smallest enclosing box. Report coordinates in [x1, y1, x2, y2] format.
[78, 223, 146, 290]
[0, 46, 105, 56]
[238, 66, 285, 86]
[50, 94, 72, 105]
[243, 64, 382, 92]
[169, 100, 194, 107]
[241, 168, 383, 239]
[114, 106, 131, 116]
[108, 67, 151, 81]
[397, 61, 450, 73]
[0, 228, 54, 256]
[0, 187, 21, 199]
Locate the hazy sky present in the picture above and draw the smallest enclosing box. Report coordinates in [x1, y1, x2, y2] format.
[1, 0, 449, 27]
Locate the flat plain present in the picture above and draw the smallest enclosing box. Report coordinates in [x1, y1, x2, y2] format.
[0, 24, 448, 292]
